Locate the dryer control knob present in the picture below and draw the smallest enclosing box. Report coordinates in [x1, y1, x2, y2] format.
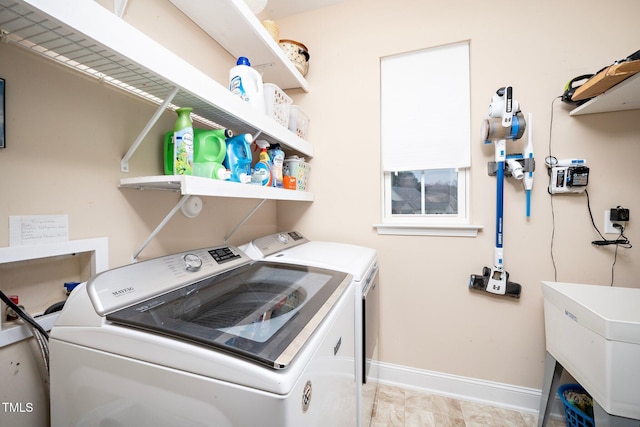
[277, 233, 289, 244]
[182, 253, 202, 272]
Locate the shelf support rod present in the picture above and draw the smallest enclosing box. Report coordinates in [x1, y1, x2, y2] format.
[224, 199, 267, 245]
[121, 86, 179, 172]
[114, 0, 129, 18]
[132, 194, 192, 262]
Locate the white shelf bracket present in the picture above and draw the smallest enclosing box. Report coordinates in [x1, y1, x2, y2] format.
[121, 86, 180, 172]
[132, 194, 193, 262]
[224, 199, 267, 245]
[114, 0, 129, 18]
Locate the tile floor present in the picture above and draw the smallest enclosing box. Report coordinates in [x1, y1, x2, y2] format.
[371, 384, 568, 427]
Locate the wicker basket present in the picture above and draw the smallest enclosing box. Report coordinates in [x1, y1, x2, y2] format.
[264, 83, 292, 128]
[261, 20, 279, 43]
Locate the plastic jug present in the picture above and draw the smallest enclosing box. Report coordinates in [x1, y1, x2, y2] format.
[193, 129, 233, 180]
[164, 128, 232, 176]
[223, 133, 254, 183]
[194, 129, 232, 163]
[192, 162, 231, 180]
[229, 57, 266, 113]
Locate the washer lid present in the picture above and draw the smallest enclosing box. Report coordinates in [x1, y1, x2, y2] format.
[106, 261, 351, 369]
[268, 241, 377, 282]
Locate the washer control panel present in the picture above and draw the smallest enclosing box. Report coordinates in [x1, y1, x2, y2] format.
[249, 231, 309, 258]
[87, 245, 249, 315]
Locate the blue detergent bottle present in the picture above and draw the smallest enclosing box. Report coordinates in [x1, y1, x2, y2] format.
[223, 133, 254, 183]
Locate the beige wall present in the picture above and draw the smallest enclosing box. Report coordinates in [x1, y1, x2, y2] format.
[0, 2, 277, 425]
[0, 0, 279, 265]
[274, 0, 640, 389]
[1, 1, 640, 425]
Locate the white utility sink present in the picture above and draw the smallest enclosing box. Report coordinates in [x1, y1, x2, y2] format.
[542, 281, 640, 420]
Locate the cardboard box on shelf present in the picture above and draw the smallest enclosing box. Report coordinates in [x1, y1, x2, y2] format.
[572, 60, 640, 101]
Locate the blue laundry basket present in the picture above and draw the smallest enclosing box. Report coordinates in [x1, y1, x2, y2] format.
[558, 384, 595, 427]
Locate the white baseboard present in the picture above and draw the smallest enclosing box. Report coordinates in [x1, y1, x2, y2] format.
[376, 360, 565, 419]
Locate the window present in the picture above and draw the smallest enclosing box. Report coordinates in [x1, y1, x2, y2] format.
[376, 41, 480, 236]
[389, 169, 461, 215]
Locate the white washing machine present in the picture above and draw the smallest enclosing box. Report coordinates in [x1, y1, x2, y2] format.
[241, 231, 379, 427]
[49, 245, 356, 427]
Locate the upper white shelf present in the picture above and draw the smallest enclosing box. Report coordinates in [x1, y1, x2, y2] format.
[169, 0, 309, 92]
[571, 72, 640, 116]
[0, 0, 312, 157]
[120, 175, 314, 202]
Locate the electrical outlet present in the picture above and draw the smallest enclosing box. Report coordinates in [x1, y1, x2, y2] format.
[604, 210, 624, 234]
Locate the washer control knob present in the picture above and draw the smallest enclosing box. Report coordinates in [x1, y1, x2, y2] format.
[277, 233, 289, 244]
[182, 253, 202, 272]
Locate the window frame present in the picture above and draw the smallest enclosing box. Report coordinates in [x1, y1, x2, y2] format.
[376, 168, 481, 237]
[375, 41, 482, 237]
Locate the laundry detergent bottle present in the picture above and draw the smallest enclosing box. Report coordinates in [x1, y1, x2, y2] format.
[194, 129, 232, 163]
[173, 107, 194, 175]
[164, 128, 232, 177]
[229, 57, 266, 113]
[192, 128, 232, 180]
[223, 133, 254, 184]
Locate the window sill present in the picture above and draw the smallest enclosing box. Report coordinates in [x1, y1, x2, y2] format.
[373, 223, 483, 237]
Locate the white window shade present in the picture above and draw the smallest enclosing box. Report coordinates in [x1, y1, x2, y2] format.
[381, 42, 471, 172]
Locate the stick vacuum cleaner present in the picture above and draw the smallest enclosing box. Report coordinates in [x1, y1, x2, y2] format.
[469, 86, 525, 299]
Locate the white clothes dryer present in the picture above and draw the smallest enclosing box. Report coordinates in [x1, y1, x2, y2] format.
[49, 245, 356, 427]
[241, 231, 379, 427]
